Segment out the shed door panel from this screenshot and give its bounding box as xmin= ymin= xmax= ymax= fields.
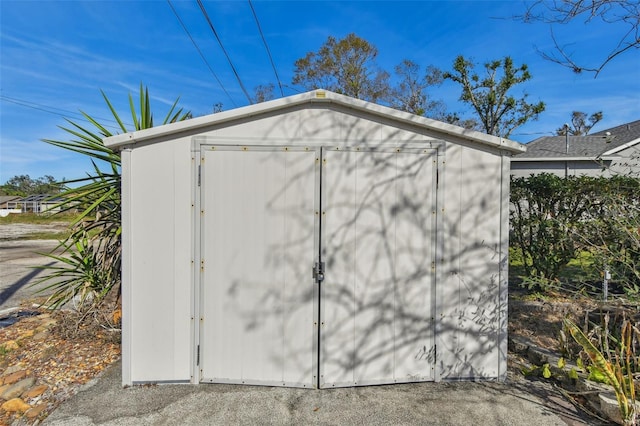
xmin=320 ymin=148 xmax=437 ymax=387
xmin=200 ymin=146 xmax=317 ymax=388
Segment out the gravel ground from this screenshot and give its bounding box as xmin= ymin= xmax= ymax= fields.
xmin=46 ymin=360 xmax=582 ymax=426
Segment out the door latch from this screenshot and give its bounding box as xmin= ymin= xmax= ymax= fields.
xmin=312 ymin=261 xmax=325 ymax=283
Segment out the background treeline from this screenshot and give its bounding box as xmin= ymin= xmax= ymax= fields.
xmin=0 ymin=175 xmax=63 ymax=196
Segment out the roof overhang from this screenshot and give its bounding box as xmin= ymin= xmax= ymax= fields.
xmin=104 ymin=89 xmax=526 ymax=154
xmin=511 ymin=156 xmax=620 ymax=162
xmin=601 ymin=137 xmax=640 ymax=156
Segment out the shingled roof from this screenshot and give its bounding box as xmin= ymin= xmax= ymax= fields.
xmin=514 ymin=119 xmax=640 ymax=160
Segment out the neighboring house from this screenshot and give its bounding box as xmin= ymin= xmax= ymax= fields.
xmin=0 ymin=195 xmax=22 ymax=217
xmin=511 ymin=119 xmax=640 ymax=178
xmin=0 ymin=195 xmax=22 ymax=209
xmin=2 ymin=194 xmax=66 ymax=214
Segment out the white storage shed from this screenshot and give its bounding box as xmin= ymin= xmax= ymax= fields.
xmin=104 ymin=90 xmax=525 ymax=388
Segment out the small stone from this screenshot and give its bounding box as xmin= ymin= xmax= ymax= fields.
xmin=32 ymin=330 xmax=49 ymax=341
xmin=25 ymin=403 xmax=47 ymax=419
xmin=3 ymin=364 xmax=23 ymax=376
xmin=1 ymin=369 xmax=27 ymax=385
xmin=1 ymin=377 xmax=36 ymax=400
xmin=112 ymin=308 xmax=122 ymax=324
xmin=598 ymin=392 xmax=622 ymax=424
xmin=41 ymin=319 xmax=57 ymax=328
xmin=24 ymin=384 xmax=48 ymax=398
xmin=1 ymin=398 xmax=31 ymax=413
xmin=508 ymin=336 xmax=530 ymax=354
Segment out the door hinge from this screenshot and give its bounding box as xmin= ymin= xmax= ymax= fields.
xmin=312 ymin=261 xmax=325 ymax=283
xmin=197 ymin=344 xmax=200 ymax=366
xmin=198 ymin=165 xmax=201 ymax=187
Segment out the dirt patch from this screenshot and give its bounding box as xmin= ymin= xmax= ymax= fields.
xmin=508 ymin=296 xmax=593 ymax=353
xmin=0 ymin=223 xmax=68 ymax=240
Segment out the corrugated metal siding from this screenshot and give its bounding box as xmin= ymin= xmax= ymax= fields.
xmin=320 ymin=147 xmax=437 ymax=387
xmin=438 ymin=146 xmax=505 ymax=379
xmin=199 ymin=146 xmax=317 ymax=387
xmin=127 ymin=139 xmax=192 ymax=383
xmin=121 ymin=104 xmax=509 ymax=385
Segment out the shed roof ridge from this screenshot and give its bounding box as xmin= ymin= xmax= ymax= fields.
xmin=104 ymin=89 xmax=525 ymax=153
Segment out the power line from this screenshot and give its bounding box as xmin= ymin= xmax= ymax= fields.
xmin=0 ymin=95 xmax=131 ymax=131
xmin=166 ymin=0 xmax=237 ymax=109
xmin=282 ymin=84 xmax=303 ymax=94
xmin=196 ymin=0 xmax=253 ymax=105
xmin=248 ymin=0 xmax=284 ymax=98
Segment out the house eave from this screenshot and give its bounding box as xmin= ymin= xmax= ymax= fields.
xmin=601 ymin=137 xmax=640 ymax=156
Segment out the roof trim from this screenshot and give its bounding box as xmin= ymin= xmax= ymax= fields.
xmin=104 ymin=90 xmax=525 ymax=154
xmin=601 ymin=137 xmax=640 ymax=156
xmin=511 ymin=156 xmax=620 ymax=162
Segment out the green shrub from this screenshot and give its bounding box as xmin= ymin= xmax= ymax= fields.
xmin=510 ymin=173 xmax=640 ymax=295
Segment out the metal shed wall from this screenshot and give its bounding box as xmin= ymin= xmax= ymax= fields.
xmin=438 ymin=143 xmax=508 ymax=380
xmin=115 ymin=93 xmax=513 ymax=385
xmin=121 ymin=137 xmax=194 ymax=384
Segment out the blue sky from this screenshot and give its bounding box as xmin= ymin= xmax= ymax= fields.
xmin=1 ymin=0 xmax=639 ymax=184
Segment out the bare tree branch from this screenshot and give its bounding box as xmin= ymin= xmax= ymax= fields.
xmin=516 ymin=0 xmax=640 ymax=77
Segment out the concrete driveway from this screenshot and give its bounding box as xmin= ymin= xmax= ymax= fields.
xmin=43 ymin=359 xmax=596 ymax=426
xmin=0 ymin=239 xmax=61 ymax=310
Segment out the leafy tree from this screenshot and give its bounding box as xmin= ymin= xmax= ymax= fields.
xmin=443 ymin=55 xmax=546 ymax=138
xmin=0 ymin=175 xmax=62 ymax=196
xmin=292 ymin=33 xmax=390 ymax=102
xmin=556 ymin=111 xmax=604 ymax=135
xmin=388 ymin=59 xmax=444 ymax=117
xmin=516 ymin=0 xmax=640 ymax=76
xmin=35 ymin=85 xmax=191 ymax=310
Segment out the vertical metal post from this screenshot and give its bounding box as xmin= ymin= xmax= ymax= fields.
xmin=603 ymin=268 xmax=610 ymax=301
xmin=564 ymin=123 xmax=569 ymax=178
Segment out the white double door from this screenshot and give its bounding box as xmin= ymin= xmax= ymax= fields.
xmin=199 ymin=145 xmax=437 ymax=388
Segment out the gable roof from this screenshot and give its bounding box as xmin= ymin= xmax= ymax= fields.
xmin=0 ymin=195 xmax=21 ymax=204
xmin=593 ymin=119 xmax=640 ymax=156
xmin=513 ymin=119 xmax=640 ymax=161
xmin=104 ymin=89 xmax=525 ymax=154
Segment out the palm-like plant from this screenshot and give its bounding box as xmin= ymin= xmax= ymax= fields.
xmin=564 ymin=318 xmax=638 ymax=425
xmin=34 ymin=85 xmax=191 ymax=309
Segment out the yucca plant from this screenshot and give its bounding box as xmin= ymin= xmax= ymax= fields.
xmin=564 ymin=318 xmax=637 ymax=425
xmin=33 ymin=84 xmax=191 ymax=311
